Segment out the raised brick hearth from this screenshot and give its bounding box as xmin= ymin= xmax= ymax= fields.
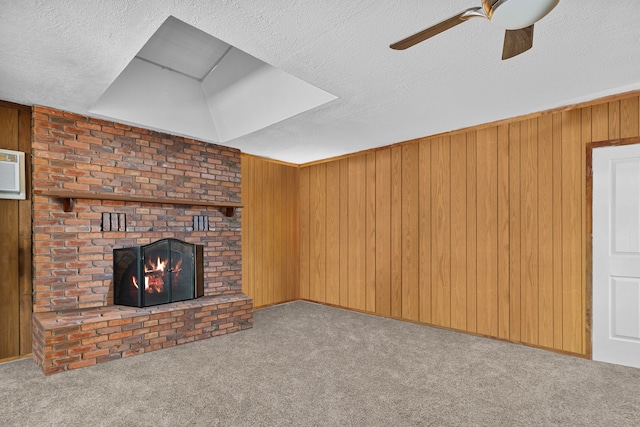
xmin=33 ymin=295 xmax=252 ymax=374
xmin=31 ymin=106 xmax=252 ymax=374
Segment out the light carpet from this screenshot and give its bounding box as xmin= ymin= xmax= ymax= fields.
xmin=1 ymin=301 xmax=639 ymax=426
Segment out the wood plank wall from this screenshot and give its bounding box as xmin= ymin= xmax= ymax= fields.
xmin=298 ymin=92 xmax=640 ymax=356
xmin=241 ymin=154 xmax=299 ymax=308
xmin=0 ymin=101 xmax=32 ymax=360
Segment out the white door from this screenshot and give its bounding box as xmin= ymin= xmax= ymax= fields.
xmin=593 ymin=143 xmax=640 ymax=368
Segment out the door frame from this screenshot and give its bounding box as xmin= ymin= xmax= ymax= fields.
xmin=586 ymin=136 xmax=640 ymax=361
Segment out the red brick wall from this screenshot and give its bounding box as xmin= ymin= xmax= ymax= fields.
xmin=32 ymin=106 xmax=242 ymax=313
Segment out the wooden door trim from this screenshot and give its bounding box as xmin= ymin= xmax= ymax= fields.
xmin=586 ymin=136 xmax=640 ymax=360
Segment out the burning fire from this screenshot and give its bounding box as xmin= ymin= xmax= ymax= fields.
xmin=131 ymin=256 xmax=183 ymax=293
xmin=146 ymin=256 xmax=168 ymax=275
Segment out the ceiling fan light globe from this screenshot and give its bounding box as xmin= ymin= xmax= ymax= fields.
xmin=489 ymin=0 xmax=559 ymax=30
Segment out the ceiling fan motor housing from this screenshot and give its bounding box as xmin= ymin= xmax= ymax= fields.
xmin=484 ymin=0 xmax=560 ymax=29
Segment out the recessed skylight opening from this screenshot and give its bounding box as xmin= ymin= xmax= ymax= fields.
xmin=135 ymin=16 xmax=232 ymax=81
xmin=90 ymin=16 xmax=337 ymax=143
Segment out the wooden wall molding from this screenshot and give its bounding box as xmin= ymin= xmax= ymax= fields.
xmin=241 ymin=153 xmax=301 ymax=168
xmin=0 ymin=99 xmax=32 ymax=112
xmin=300 ymin=89 xmax=640 ymax=168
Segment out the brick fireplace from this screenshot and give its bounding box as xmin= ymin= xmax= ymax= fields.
xmin=30 ymin=106 xmax=252 ymax=374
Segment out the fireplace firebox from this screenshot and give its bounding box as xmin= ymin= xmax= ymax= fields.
xmin=113 ymin=239 xmax=204 ymax=308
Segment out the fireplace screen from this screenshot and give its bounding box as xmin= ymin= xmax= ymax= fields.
xmin=113 ymin=239 xmax=204 ymax=308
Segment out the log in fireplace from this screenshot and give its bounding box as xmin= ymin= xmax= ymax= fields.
xmin=113 ymin=238 xmax=204 ymax=308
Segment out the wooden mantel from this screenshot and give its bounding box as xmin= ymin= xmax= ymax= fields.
xmin=34 ymin=189 xmax=242 ymax=217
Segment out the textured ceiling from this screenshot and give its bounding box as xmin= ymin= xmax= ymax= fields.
xmin=1 ymin=0 xmax=639 ymax=164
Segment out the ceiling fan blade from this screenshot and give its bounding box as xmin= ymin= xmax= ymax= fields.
xmin=502 ymin=25 xmax=534 ymax=60
xmin=390 ymin=7 xmax=482 ymax=50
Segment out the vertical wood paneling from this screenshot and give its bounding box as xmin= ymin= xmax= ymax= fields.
xmin=242 ymin=156 xmax=300 ymax=308
xmin=375 ymin=150 xmax=391 ymax=316
xmin=0 ymin=106 xmax=18 ymax=146
xmin=390 ymin=147 xmax=403 ymax=317
xmin=250 ymin=157 xmax=258 ymax=300
xmin=537 ymin=115 xmax=554 ymax=348
xmin=552 ymin=113 xmax=564 ymax=350
xmin=497 ymin=125 xmax=510 ymax=340
xmin=299 ymin=167 xmax=310 ymax=300
xmin=241 ymin=156 xmax=250 ymax=298
xmin=509 ymin=122 xmax=522 ymax=342
xmin=520 ymin=119 xmax=539 ymax=345
xmin=309 ymin=164 xmax=327 ymax=302
xmin=288 ymin=165 xmax=301 ymax=301
xmin=264 ymin=162 xmax=275 ymax=305
xmin=293 ymin=91 xmax=640 ymax=358
xmin=608 ymin=101 xmax=620 ymax=139
xmin=279 ymin=163 xmax=289 ymax=302
xmin=17 ymin=107 xmax=32 ymax=355
xmin=365 ymin=153 xmax=377 ymax=313
xmin=431 ymin=137 xmax=451 ymax=327
xmin=401 ymin=144 xmax=419 ymax=321
xmin=0 ymin=199 xmax=19 ymax=359
xmin=476 ymin=128 xmax=498 ymax=337
xmin=326 ymin=161 xmax=341 ymax=305
xmin=450 ymin=134 xmax=467 ymax=330
xmin=418 ymin=141 xmax=432 ymax=324
xmin=591 ymin=103 xmax=609 ymax=141
xmin=561 ymin=109 xmax=583 ymax=353
xmin=339 ymin=159 xmax=349 ymax=306
xmin=466 ymin=131 xmax=478 ymax=333
xmin=580 ymin=106 xmax=591 ymax=355
xmin=348 ymin=156 xmax=366 ymax=310
xmin=273 ymin=164 xmax=284 ymax=303
xmin=620 ymin=96 xmax=639 ymax=138
xmin=0 ymin=106 xmax=20 ymax=359
xmin=253 ymin=157 xmax=262 ymax=304
xmin=254 ymin=159 xmax=265 ymax=306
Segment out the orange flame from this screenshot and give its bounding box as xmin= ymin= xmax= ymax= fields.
xmin=131 ymin=256 xmax=170 ymax=294
xmin=146 ymin=257 xmax=167 ymax=274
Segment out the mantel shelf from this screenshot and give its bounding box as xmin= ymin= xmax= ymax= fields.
xmin=34 ymin=189 xmax=242 ymax=217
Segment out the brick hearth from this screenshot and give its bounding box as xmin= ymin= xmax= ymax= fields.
xmin=33 ymin=295 xmax=252 ymax=374
xmin=30 ymin=106 xmax=252 ymax=374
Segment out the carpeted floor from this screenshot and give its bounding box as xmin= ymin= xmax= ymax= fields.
xmin=1 ymin=301 xmax=639 ymax=426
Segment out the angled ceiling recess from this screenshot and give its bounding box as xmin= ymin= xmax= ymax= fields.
xmin=90 ymin=16 xmax=337 ymax=144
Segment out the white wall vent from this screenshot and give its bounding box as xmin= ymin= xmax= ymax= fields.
xmin=0 ymin=148 xmax=26 ymax=200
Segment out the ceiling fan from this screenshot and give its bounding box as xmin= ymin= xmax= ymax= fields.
xmin=390 ymin=0 xmax=560 ymax=60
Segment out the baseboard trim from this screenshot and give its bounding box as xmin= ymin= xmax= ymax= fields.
xmin=298 ymin=299 xmax=590 ymax=360
xmin=253 ymin=299 xmax=299 ymax=311
xmin=0 ymin=353 xmax=33 ymax=364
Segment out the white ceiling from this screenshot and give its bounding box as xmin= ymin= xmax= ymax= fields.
xmin=1 ymin=0 xmax=639 ymax=164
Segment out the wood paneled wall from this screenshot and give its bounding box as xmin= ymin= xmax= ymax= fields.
xmin=299 ymin=93 xmax=640 ymax=356
xmin=0 ymin=101 xmax=32 ymax=360
xmin=241 ymin=155 xmax=299 ymax=307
